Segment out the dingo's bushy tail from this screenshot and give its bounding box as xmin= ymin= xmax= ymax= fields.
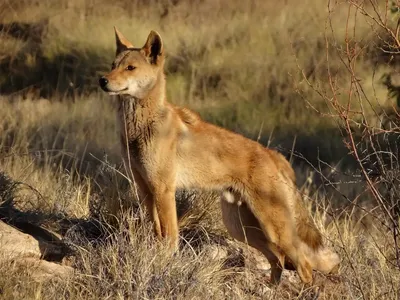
xmin=295 ymin=195 xmax=323 ymax=250
xmin=271 ymin=149 xmax=324 ymax=250
xmin=270 ymin=149 xmax=340 ymax=274
xmin=295 ymin=193 xmax=341 ymax=274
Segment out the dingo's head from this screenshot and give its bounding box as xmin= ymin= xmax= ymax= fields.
xmin=99 ymin=28 xmax=164 ymax=98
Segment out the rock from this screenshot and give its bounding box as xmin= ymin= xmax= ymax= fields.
xmin=0 ymin=220 xmax=42 ymax=260
xmin=18 ymin=257 xmax=74 ymax=280
xmin=0 ymin=220 xmax=73 ymax=280
xmin=205 ymin=244 xmax=229 ymax=261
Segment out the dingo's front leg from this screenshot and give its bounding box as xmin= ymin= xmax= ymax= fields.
xmin=152 ymin=183 xmax=179 ymax=252
xmin=143 ymin=195 xmax=162 ymax=239
xmin=125 ymin=165 xmax=163 ymax=238
xmin=132 ymin=167 xmax=178 ymax=251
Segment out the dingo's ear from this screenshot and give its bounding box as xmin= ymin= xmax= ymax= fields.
xmin=114 ymin=27 xmax=133 ymax=55
xmin=141 ymin=30 xmax=163 ymax=64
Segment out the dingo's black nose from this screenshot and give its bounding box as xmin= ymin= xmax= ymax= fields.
xmin=99 ymin=77 xmax=108 ymax=88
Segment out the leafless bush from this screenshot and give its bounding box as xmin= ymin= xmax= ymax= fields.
xmin=302 ymin=0 xmax=400 ymax=269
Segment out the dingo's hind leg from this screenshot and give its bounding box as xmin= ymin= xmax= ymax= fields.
xmin=220 ymin=196 xmax=284 ymax=284
xmin=246 ymin=188 xmax=313 ymax=284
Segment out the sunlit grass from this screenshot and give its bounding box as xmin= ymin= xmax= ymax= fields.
xmin=1 ymin=0 xmax=399 ymax=299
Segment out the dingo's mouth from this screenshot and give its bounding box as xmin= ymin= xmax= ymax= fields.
xmin=107 ymin=88 xmax=128 ymax=95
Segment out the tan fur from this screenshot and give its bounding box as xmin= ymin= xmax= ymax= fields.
xmin=99 ymin=28 xmax=340 ymax=284
xmin=268 ymin=151 xmax=323 ymax=250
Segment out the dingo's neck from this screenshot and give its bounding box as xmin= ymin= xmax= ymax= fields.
xmin=117 ymin=71 xmax=167 ymax=141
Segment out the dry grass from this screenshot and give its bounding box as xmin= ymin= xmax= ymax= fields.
xmin=1 ymin=0 xmax=400 ymax=299
xmin=0 ymin=96 xmax=399 ymax=299
xmin=0 ymin=0 xmax=394 ymax=133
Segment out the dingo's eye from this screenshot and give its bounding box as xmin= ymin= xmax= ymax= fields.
xmin=126 ymin=65 xmax=136 ymax=71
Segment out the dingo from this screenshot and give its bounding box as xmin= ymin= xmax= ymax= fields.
xmin=99 ymin=28 xmax=340 ymax=284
